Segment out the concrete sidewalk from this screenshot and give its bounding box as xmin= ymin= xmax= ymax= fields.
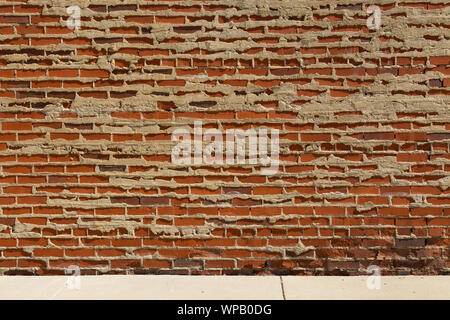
xmin=0 ymin=276 xmax=448 ymax=300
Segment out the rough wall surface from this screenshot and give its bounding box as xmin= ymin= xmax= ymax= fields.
xmin=0 ymin=0 xmax=449 ymax=276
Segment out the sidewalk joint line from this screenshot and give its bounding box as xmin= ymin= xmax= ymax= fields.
xmin=280 ymin=276 xmax=286 ymax=300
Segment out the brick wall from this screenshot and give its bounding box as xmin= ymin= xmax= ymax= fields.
xmin=0 ymin=0 xmax=449 ymax=275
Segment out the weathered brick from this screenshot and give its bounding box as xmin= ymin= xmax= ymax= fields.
xmin=0 ymin=0 xmax=447 ymax=276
